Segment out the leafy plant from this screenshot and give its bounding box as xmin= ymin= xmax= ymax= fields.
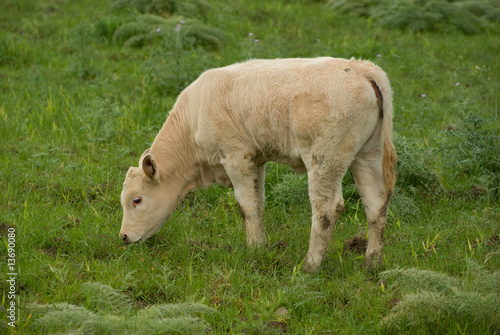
xmin=112 ymin=0 xmax=214 ymax=19
xmin=113 ymin=14 xmax=224 ymax=50
xmin=442 ymin=114 xmax=500 ymax=201
xmin=94 ymin=16 xmax=126 ymax=43
xmin=26 ymin=282 xmax=216 ymax=334
xmin=144 ymin=17 xmax=221 ymax=95
xmin=388 ymin=187 xmax=420 ymax=223
xmin=394 ymin=133 xmax=443 ymax=197
xmin=269 ymin=173 xmax=309 ymax=212
xmin=380 ymin=261 xmax=500 ymax=333
xmin=328 ymin=0 xmax=500 ymax=34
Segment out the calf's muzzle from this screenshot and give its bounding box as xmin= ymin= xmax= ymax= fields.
xmin=120 ymin=233 xmax=132 ymax=244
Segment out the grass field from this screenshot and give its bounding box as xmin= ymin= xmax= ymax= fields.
xmin=1 ymin=0 xmax=499 ymax=333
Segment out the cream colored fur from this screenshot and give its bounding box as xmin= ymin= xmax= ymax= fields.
xmin=120 ymin=57 xmax=396 ymax=272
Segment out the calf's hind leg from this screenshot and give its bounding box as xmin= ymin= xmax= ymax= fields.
xmin=303 ymin=161 xmax=348 ymax=273
xmin=350 ymin=151 xmax=393 ymax=270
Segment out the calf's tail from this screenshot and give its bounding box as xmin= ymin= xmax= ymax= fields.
xmin=365 ymin=67 xmax=397 ymax=195
xmin=375 ymin=76 xmax=397 ymax=196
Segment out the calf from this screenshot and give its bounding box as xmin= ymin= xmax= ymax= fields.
xmin=120 ymin=57 xmax=396 ymax=273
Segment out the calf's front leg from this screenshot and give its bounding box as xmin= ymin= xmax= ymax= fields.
xmin=222 ymin=155 xmax=267 ymax=247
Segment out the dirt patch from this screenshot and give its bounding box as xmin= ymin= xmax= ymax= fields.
xmin=487 ymin=235 xmax=500 ymax=246
xmin=484 ymin=235 xmax=500 ymax=247
xmin=188 ymin=238 xmax=211 ymax=251
xmin=274 ymin=240 xmax=289 ymax=250
xmin=38 ymin=246 xmax=58 ymax=258
xmin=344 ymin=235 xmax=367 ymax=254
xmin=471 ymin=185 xmax=486 ymax=200
xmin=471 ymin=235 xmax=500 ymax=248
xmin=0 ymin=222 xmax=14 ymax=235
xmin=38 ymin=237 xmax=71 ymax=257
xmin=265 ymin=320 xmax=288 ymax=334
xmin=62 ymin=216 xmax=82 ymax=229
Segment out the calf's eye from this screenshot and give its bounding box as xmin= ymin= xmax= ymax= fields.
xmin=132 ymin=196 xmax=142 ymax=208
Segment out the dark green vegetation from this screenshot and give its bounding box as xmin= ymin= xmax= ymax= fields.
xmin=1 ymin=0 xmax=499 ymax=333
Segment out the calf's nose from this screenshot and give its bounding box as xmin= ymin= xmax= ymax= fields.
xmin=120 ymin=233 xmax=130 ymax=244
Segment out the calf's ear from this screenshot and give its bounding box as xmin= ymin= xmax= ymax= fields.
xmin=138 ymin=148 xmax=151 ymax=165
xmin=142 ymin=153 xmax=160 ymax=183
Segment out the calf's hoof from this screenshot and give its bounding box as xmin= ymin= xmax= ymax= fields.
xmin=247 ymin=240 xmax=267 ymax=250
xmin=302 ymin=254 xmax=321 ymax=274
xmin=364 ymin=249 xmax=383 ymax=271
xmin=247 ymin=234 xmax=267 ymax=249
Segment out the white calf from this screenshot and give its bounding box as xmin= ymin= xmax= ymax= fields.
xmin=120 ymin=57 xmax=396 ymax=272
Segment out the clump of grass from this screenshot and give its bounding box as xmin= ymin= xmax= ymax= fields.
xmin=94 ymin=16 xmax=126 ymax=43
xmin=113 ymin=14 xmax=224 ymax=50
xmin=442 ymin=113 xmax=500 ymax=201
xmin=80 ymin=97 xmax=122 ymax=143
xmin=269 ymin=173 xmax=309 ymax=212
xmin=388 ymin=188 xmax=420 ymax=223
xmin=380 ymin=261 xmax=500 ymax=333
xmin=112 ymin=0 xmax=177 ymax=15
xmin=0 ymin=32 xmax=32 ymax=67
xmin=328 ymin=0 xmax=500 ymax=34
xmin=81 ymin=282 xmax=133 ymax=313
xmin=27 ymin=282 xmax=216 ymax=334
xmin=112 ymin=0 xmax=213 ymax=18
xmin=268 ymin=155 xmax=423 ymax=223
xmin=64 ymin=25 xmax=103 ymax=80
xmin=112 ymin=13 xmax=224 ymax=95
xmin=0 ymin=33 xmax=17 ymax=65
xmin=142 ymin=16 xmax=221 ymax=95
xmin=394 ymin=133 xmax=443 ymax=198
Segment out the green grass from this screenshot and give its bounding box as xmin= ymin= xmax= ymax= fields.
xmin=1 ymin=0 xmax=499 ymax=333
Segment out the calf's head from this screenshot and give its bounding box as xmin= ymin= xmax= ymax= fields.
xmin=120 ymin=151 xmax=173 ymax=243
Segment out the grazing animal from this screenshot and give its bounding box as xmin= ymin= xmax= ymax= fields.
xmin=120 ymin=57 xmax=396 ymax=273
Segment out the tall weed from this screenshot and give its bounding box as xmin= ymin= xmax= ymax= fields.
xmin=442 ymin=113 xmax=500 ymax=201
